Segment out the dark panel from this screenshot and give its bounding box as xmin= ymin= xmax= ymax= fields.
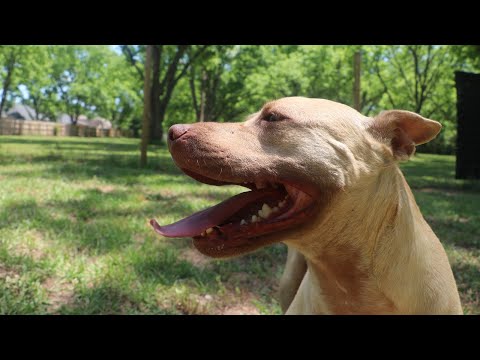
xmin=455 ymin=71 xmax=480 ymax=179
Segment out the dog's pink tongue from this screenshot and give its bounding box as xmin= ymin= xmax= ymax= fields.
xmin=150 ymin=190 xmax=267 ymax=238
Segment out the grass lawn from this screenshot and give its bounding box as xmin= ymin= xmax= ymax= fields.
xmin=0 ymin=135 xmax=479 ymax=314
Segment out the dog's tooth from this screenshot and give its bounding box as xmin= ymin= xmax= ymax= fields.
xmin=201 ymin=231 xmax=206 ymax=237
xmin=206 ymin=228 xmax=213 ymax=234
xmin=251 ymin=215 xmax=258 ymax=223
xmin=258 ymin=209 xmax=265 ymax=218
xmin=261 ymin=203 xmax=272 ymax=218
xmin=240 ymin=219 xmax=247 ymax=225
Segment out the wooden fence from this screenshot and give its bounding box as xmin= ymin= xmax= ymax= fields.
xmin=0 ymin=118 xmax=132 ymax=138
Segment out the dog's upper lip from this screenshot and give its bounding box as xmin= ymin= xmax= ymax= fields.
xmin=180 ymin=168 xmax=239 ymax=187
xmin=181 ymin=167 xmax=319 ymax=198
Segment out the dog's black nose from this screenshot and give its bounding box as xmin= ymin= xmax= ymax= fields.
xmin=168 ymin=124 xmax=190 ymax=142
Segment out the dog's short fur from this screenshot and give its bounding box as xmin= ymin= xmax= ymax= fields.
xmin=167 ymin=97 xmax=463 ymax=314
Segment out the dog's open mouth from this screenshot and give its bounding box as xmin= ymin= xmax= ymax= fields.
xmin=150 ymin=168 xmax=316 ymax=257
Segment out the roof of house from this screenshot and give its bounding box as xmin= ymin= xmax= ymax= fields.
xmin=7 ymin=104 xmax=37 ymax=120
xmin=57 ymin=114 xmax=112 ymax=129
xmin=57 ymin=114 xmax=72 ymax=124
xmin=6 ymin=104 xmax=50 ymax=121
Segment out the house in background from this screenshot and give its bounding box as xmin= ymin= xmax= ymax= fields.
xmin=6 ymin=104 xmax=50 ymax=121
xmin=57 ymin=114 xmax=112 ymax=129
xmin=57 ymin=113 xmax=73 ymax=125
xmin=88 ymin=117 xmax=112 ymax=130
xmin=3 ymin=104 xmax=113 ymax=130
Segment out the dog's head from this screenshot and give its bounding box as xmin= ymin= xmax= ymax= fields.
xmin=151 ymin=97 xmax=441 ymax=258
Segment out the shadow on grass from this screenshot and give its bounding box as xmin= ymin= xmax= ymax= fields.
xmin=413 ymin=190 xmax=480 ymax=250
xmin=0 ymin=136 xmax=141 ymax=151
xmin=55 ymin=243 xmax=288 ymax=315
xmin=451 ymin=261 xmax=480 ymax=314
xmin=56 ymin=283 xmax=175 ymax=315
xmin=401 ymin=154 xmax=480 ymax=192
xmin=0 ymin=136 xmax=180 ymax=185
xmin=132 ymin=248 xmax=217 ymax=287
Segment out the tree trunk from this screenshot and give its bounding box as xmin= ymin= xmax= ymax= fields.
xmin=189 ymin=67 xmax=201 ymax=121
xmin=32 ymin=97 xmax=41 ymax=120
xmin=199 ymin=69 xmax=207 ymax=122
xmin=140 ymin=45 xmax=153 ymax=167
xmin=150 ymin=45 xmax=162 ymax=142
xmin=353 ymin=51 xmax=361 ymax=111
xmin=0 ymin=52 xmax=16 ymax=117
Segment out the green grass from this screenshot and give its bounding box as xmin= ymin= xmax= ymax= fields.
xmin=0 ymin=136 xmax=479 ymax=314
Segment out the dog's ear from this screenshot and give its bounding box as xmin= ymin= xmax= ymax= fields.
xmin=367 ymin=110 xmax=442 ymax=160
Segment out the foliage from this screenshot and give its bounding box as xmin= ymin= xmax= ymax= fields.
xmin=2 ymin=45 xmax=480 ymax=153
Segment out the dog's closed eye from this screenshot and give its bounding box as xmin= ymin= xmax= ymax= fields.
xmin=263 ymin=112 xmax=285 ymax=122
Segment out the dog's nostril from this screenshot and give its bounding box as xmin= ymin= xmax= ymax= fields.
xmin=169 ymin=124 xmax=189 ymax=142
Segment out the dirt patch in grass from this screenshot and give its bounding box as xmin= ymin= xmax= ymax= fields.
xmin=0 ymin=265 xmax=21 ymax=279
xmin=43 ymin=277 xmax=76 ymax=313
xmin=419 ymin=188 xmax=463 ymax=196
xmin=178 ymin=247 xmax=212 ymax=269
xmin=9 ymin=230 xmax=49 ymax=261
xmin=97 ymin=185 xmax=116 ymax=194
xmin=174 ymin=289 xmax=262 ymax=315
xmin=221 ymin=304 xmax=260 ymax=315
xmin=212 ymin=289 xmax=262 ymax=315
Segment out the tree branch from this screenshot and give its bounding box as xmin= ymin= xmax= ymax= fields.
xmin=189 ymin=66 xmax=200 ymax=119
xmin=389 ymin=47 xmax=415 ymax=101
xmin=173 ymin=45 xmax=209 ymax=85
xmin=159 ymin=45 xmax=188 ymax=92
xmin=408 ymin=46 xmax=421 ymax=110
xmin=121 ymin=45 xmax=144 ymax=80
xmin=374 ymin=63 xmax=397 ymax=108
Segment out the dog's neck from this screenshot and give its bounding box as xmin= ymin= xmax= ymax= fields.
xmin=286 ymin=164 xmax=431 ymax=314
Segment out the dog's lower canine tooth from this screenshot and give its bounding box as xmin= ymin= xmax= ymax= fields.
xmin=260 ymin=203 xmax=272 ymax=218
xmin=262 ymin=203 xmax=272 ymax=213
xmin=251 ymin=215 xmax=258 ymax=223
xmin=240 ymin=219 xmax=247 ymax=225
xmin=206 ymin=228 xmax=213 ymax=234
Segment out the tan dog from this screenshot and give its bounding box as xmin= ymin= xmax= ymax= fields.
xmin=151 ymin=97 xmax=463 ymax=315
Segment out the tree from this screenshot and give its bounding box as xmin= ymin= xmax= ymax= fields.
xmin=140 ymin=45 xmax=153 ymax=167
xmin=15 ymin=46 xmax=55 ymax=120
xmin=188 ymin=45 xmax=242 ymax=122
xmin=122 ymin=45 xmax=208 ymax=142
xmin=39 ymin=45 xmax=140 ymax=126
xmin=0 ymin=46 xmax=26 ymax=116
xmin=371 ymin=46 xmax=458 ymax=116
